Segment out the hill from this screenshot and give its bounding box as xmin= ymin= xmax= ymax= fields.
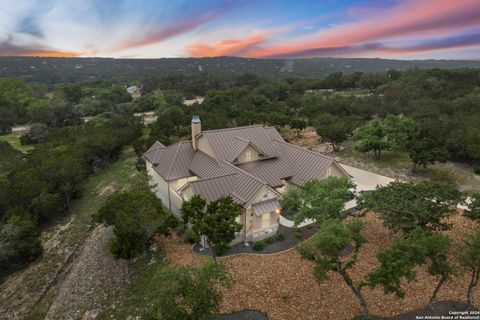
xmin=1 ymin=56 xmax=480 ymax=84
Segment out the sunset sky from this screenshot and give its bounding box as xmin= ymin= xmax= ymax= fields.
xmin=1 ymin=0 xmax=480 ymax=59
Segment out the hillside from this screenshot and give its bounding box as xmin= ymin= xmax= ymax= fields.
xmin=1 ymin=56 xmax=480 ymax=84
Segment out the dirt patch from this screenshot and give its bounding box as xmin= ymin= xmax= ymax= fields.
xmin=156 ymin=213 xmax=480 ymax=320
xmin=45 ymin=225 xmax=129 ymax=319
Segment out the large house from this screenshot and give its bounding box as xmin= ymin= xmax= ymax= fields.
xmin=143 ymin=116 xmax=349 ymax=244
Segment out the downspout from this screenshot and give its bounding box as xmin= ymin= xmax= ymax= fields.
xmin=167 ymin=180 xmax=172 ymax=211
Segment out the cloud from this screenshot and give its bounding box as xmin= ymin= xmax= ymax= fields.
xmin=186 ymin=34 xmax=265 ymax=57
xmin=264 ymin=31 xmax=480 ymax=59
xmin=0 ymin=40 xmax=82 ymax=57
xmin=248 ymin=0 xmax=480 ymax=58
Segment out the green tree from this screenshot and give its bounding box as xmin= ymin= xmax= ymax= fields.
xmin=281 ymin=177 xmax=355 ymax=226
xmin=0 ymin=207 xmax=43 ymax=270
xmin=95 ymin=191 xmax=176 ymax=259
xmin=353 ymin=119 xmax=393 ymax=159
xmin=368 ymin=229 xmax=455 ymax=306
xmin=147 ymin=258 xmax=231 ymax=320
xmin=20 ymin=123 xmax=49 ymax=145
xmin=289 ymin=118 xmax=306 ymax=137
xmin=314 ymin=113 xmax=351 ymax=152
xmin=181 ymin=195 xmax=243 ymax=259
xmin=358 ymin=73 xmax=389 ymax=93
xmin=384 ymin=115 xmax=419 ymax=150
xmin=298 ymin=219 xmax=369 ymax=316
xmin=409 ymin=137 xmax=448 ymax=173
xmin=358 ymin=181 xmax=463 ymax=234
xmin=464 ymin=193 xmax=480 ymax=222
xmin=459 ymin=231 xmax=480 ymax=306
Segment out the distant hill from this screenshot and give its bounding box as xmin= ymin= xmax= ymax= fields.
xmin=1 ymin=56 xmax=480 ymax=84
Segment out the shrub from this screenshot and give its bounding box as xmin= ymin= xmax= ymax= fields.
xmin=294 ymin=229 xmax=303 ymax=239
xmin=265 ymin=236 xmax=275 ymax=245
xmin=253 ymin=241 xmax=265 ymax=251
xmin=474 ymin=166 xmax=480 ymax=175
xmin=276 ymin=233 xmax=285 ymax=241
xmin=181 ymin=229 xmax=199 ymax=244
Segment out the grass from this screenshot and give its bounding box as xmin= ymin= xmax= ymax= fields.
xmin=19 ymin=148 xmax=144 ymax=319
xmin=0 ymin=132 xmax=34 ymax=153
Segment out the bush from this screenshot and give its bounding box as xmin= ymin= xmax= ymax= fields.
xmin=253 ymin=241 xmax=265 ymax=251
xmin=276 ymin=233 xmax=285 ymax=241
xmin=474 ymin=166 xmax=480 ymax=175
xmin=181 ymin=229 xmax=198 ymax=244
xmin=265 ymin=236 xmax=275 ymax=245
xmin=294 ymin=229 xmax=303 ymax=239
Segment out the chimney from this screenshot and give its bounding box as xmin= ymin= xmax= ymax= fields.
xmin=191 ymin=115 xmax=201 ymax=150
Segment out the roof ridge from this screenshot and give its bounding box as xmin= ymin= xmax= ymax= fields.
xmin=202 ymin=125 xmax=264 ymax=134
xmin=188 ymin=172 xmax=238 ymax=184
xmin=166 ymin=142 xmax=184 ymax=178
xmin=221 ymin=160 xmax=268 ymax=185
xmin=273 ymin=139 xmax=335 ymax=161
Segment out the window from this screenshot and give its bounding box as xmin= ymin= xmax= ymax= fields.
xmin=261 ymin=213 xmax=270 ymax=228
xmin=245 ymin=149 xmax=252 ymax=162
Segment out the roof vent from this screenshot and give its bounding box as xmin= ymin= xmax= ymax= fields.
xmin=192 ymin=115 xmax=201 ymax=123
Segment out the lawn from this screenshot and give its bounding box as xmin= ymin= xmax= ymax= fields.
xmin=0 ymin=132 xmax=34 ymax=153
xmin=0 ymin=148 xmax=143 ymax=319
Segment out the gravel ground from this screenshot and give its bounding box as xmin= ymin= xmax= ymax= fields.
xmin=45 ymin=225 xmax=129 ymax=319
xmin=156 ymin=212 xmax=480 ymax=320
xmin=216 ymin=310 xmax=269 ymax=320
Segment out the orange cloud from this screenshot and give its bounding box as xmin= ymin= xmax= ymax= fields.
xmin=19 ymin=50 xmax=83 ymax=57
xmin=186 ymin=34 xmax=265 ymax=57
xmin=247 ymin=0 xmax=480 ymax=58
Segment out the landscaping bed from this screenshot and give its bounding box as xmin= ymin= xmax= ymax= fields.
xmin=217 ymin=310 xmax=269 ymax=320
xmin=193 ymin=224 xmax=318 ymax=256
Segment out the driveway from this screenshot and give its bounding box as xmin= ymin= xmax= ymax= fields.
xmin=339 ymin=163 xmax=395 ymax=192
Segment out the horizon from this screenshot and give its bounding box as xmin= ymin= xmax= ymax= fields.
xmin=1 ymin=0 xmax=480 ymax=60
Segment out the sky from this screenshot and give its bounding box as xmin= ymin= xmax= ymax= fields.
xmin=1 ymin=0 xmax=480 ymax=60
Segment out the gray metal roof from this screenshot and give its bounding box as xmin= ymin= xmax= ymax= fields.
xmin=198 ymin=125 xmax=284 ymax=162
xmin=273 ymin=139 xmax=344 ymax=186
xmin=150 ymin=141 xmax=195 ymax=181
xmin=237 ymin=158 xmax=292 ymax=188
xmin=143 ymin=141 xmax=166 ymax=163
xmin=252 ymin=198 xmax=280 ymax=216
xmin=189 ymin=151 xmax=235 ymax=179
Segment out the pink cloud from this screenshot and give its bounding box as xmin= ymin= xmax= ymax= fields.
xmin=247 ymin=0 xmax=480 ymax=58
xmin=186 ymin=34 xmax=265 ymax=57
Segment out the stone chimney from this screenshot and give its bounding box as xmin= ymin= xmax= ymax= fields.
xmin=191 ymin=115 xmax=201 ymax=150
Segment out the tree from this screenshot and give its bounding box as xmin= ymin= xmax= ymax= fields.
xmin=358 ymin=180 xmax=463 ymax=234
xmin=459 ymin=230 xmax=480 ymax=306
xmin=383 ymin=115 xmax=419 ymax=150
xmin=289 ymin=118 xmax=306 ymax=137
xmin=281 ymin=177 xmax=355 ymax=226
xmin=20 ymin=123 xmax=49 ymax=145
xmin=464 ymin=193 xmax=480 ymax=222
xmin=409 ymin=137 xmax=448 ymax=173
xmin=181 ymin=195 xmax=243 ymax=259
xmin=298 ymin=219 xmax=370 ymax=316
xmin=314 ymin=113 xmax=351 ymax=152
xmin=0 ymin=207 xmax=43 ymax=270
xmin=353 ymin=119 xmax=393 ymax=159
xmin=358 ymin=73 xmax=389 ymax=93
xmin=95 ymin=191 xmax=176 ymax=259
xmin=147 ymin=258 xmax=231 ymax=319
xmin=368 ymin=229 xmax=455 ymax=306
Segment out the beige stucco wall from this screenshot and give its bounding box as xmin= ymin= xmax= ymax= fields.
xmin=196 ymin=136 xmax=216 ymax=158
xmin=326 ymin=163 xmax=346 ymax=178
xmin=244 ymin=186 xmax=280 ymax=242
xmin=235 ymin=145 xmax=261 ymax=163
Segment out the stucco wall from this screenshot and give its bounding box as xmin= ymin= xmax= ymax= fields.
xmin=196 ymin=136 xmax=216 ymax=158
xmin=235 ymin=145 xmax=261 ymax=163
xmin=146 ymin=161 xmax=171 ymax=210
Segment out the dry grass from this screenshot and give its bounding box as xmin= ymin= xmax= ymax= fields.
xmin=156 ymin=213 xmax=480 ymax=320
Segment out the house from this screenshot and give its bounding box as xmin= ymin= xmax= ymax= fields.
xmin=143 ymin=116 xmax=350 ymax=244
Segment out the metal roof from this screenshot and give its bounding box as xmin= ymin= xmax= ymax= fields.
xmin=198 ymin=125 xmax=284 ymax=162
xmin=189 ymin=151 xmax=235 ymax=179
xmin=237 ymin=158 xmax=292 ymax=188
xmin=273 ymin=139 xmax=345 ymax=186
xmin=150 ymin=141 xmax=195 ymax=181
xmin=252 ymin=198 xmax=280 ymax=216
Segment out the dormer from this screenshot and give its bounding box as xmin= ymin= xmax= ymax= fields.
xmin=231 ymin=137 xmax=265 ymax=164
